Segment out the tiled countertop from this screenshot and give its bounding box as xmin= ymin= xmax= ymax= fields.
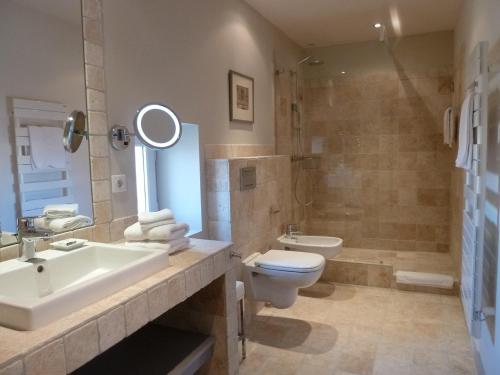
xmin=0 ymin=239 xmax=232 ymax=374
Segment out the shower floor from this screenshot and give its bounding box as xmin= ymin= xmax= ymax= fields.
xmin=323 ymin=248 xmax=458 ymax=295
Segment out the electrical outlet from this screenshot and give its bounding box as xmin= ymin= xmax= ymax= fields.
xmin=111 ymin=174 xmax=127 ymax=193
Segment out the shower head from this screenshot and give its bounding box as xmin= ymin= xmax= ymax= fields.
xmin=297 ymin=56 xmax=324 ymax=66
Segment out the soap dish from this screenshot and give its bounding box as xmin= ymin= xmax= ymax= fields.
xmin=51 ymin=238 xmax=87 ymax=251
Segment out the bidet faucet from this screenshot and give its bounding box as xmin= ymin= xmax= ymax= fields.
xmin=285 ymin=224 xmax=302 ymax=239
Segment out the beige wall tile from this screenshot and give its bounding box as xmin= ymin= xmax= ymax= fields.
xmin=64 ymin=321 xmax=99 ymax=373
xmin=24 ymin=339 xmax=66 ymax=375
xmin=214 ymin=250 xmax=229 ymax=278
xmin=87 ymin=111 xmax=108 ymax=135
xmin=91 ymin=180 xmax=111 ymax=202
xmin=89 ymin=135 xmax=109 ymax=157
xmin=167 ymin=273 xmax=186 ymax=309
xmin=0 ymin=245 xmax=19 ymax=261
xmin=90 ymin=157 xmax=110 ymax=180
xmin=125 ymin=294 xmax=149 ymax=335
xmin=185 ymin=265 xmax=202 ymax=297
xmin=85 ymin=64 xmax=105 ymax=91
xmin=109 ymin=219 xmax=126 ymax=242
xmin=97 ymin=306 xmax=126 ymax=352
xmin=84 ymin=41 xmax=103 ymax=67
xmin=83 ymin=17 xmax=103 ymax=43
xmin=200 ymin=257 xmax=215 ymax=287
xmin=92 ymin=223 xmax=110 ymax=242
xmin=86 ymin=89 xmax=106 ymax=112
xmin=148 ymin=282 xmax=169 ymax=320
xmin=82 ymin=0 xmax=102 ymax=19
xmin=0 ymin=361 xmax=23 ymax=375
xmin=93 ymin=201 xmax=112 ymax=224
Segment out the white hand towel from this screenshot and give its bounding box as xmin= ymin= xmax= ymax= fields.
xmin=34 ymin=217 xmax=51 ymax=231
xmin=49 ymin=215 xmax=92 ymax=232
xmin=140 ymin=219 xmax=176 ymax=231
xmin=168 ymin=237 xmax=190 ymax=254
xmin=28 ymin=126 xmax=66 ymax=169
xmin=138 ymin=209 xmax=174 ymax=225
xmin=456 ymin=92 xmax=474 ymax=169
xmin=125 ymin=238 xmax=190 ymax=254
xmin=125 ymin=241 xmax=172 ymax=251
xmin=43 ymin=204 xmax=79 ymax=219
xmin=124 ymin=222 xmax=189 ymax=241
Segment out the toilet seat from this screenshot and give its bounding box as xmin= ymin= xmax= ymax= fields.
xmin=254 ymin=250 xmax=324 ymax=273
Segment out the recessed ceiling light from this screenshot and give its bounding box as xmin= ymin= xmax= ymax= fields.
xmin=341 ymin=71 xmax=346 ymax=75
xmin=374 ymin=23 xmax=382 ymax=29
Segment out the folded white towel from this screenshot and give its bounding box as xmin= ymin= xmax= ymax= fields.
xmin=138 ymin=209 xmax=174 ymax=225
xmin=140 ymin=219 xmax=176 ymax=231
xmin=168 ymin=237 xmax=190 ymax=254
xmin=34 ymin=217 xmax=51 ymax=231
xmin=49 ymin=215 xmax=92 ymax=232
xmin=28 ymin=126 xmax=66 ymax=169
xmin=443 ymin=107 xmax=454 ymax=147
xmin=125 ymin=238 xmax=190 ymax=254
xmin=456 ymin=92 xmax=474 ymax=169
xmin=124 ymin=222 xmax=189 ymax=241
xmin=125 ymin=241 xmax=172 ymax=251
xmin=43 ymin=204 xmax=79 ymax=219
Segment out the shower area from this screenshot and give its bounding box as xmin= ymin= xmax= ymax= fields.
xmin=275 ymin=31 xmax=459 ymax=292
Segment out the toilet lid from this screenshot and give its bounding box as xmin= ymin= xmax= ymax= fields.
xmin=255 ymin=250 xmax=325 ymax=273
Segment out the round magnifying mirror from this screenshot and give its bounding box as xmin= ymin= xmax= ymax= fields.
xmin=134 ymin=103 xmax=182 ymax=149
xmin=63 ymin=110 xmax=87 ymax=153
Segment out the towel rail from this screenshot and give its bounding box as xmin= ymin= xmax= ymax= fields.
xmin=11 ymin=98 xmax=74 ymax=217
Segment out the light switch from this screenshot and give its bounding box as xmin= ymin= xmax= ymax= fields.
xmin=111 ymin=174 xmax=127 ymax=193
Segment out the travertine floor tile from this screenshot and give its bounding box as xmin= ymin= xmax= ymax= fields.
xmin=241 ymin=282 xmax=476 ymax=375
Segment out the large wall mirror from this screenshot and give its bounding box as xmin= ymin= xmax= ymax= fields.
xmin=0 ymin=0 xmax=93 ymax=247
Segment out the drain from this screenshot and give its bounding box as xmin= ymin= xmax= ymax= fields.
xmin=37 ymin=265 xmax=44 ymax=273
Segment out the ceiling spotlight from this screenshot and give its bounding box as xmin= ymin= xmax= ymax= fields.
xmin=341 ymin=71 xmax=346 ymax=75
xmin=374 ymin=23 xmax=382 ymax=29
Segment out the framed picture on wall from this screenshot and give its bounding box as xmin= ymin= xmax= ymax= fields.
xmin=229 ymin=70 xmax=254 ymax=123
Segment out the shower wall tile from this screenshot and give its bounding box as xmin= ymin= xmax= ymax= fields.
xmin=303 ymin=68 xmax=453 ymax=252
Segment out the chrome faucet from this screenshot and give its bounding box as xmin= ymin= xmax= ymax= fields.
xmin=285 ymin=224 xmax=302 ymax=240
xmin=17 ymin=216 xmax=53 ymax=261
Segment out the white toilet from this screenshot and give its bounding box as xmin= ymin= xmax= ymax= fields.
xmin=242 ymin=250 xmax=325 ymax=309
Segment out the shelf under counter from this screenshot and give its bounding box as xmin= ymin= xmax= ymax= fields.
xmin=72 ymin=323 xmax=214 ymax=375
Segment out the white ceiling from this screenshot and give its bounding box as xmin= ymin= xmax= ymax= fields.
xmin=245 ymin=0 xmax=463 ymax=47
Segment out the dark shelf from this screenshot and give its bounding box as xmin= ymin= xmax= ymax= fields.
xmin=72 ymin=323 xmax=214 ymax=375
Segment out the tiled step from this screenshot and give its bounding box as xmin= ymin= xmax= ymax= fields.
xmin=321 ymin=247 xmax=459 ymax=295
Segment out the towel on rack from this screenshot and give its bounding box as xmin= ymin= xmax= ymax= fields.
xmin=456 ymin=92 xmax=474 ymax=170
xmin=443 ymin=107 xmax=454 ymax=147
xmin=124 ymin=222 xmax=189 ymax=241
xmin=28 ymin=126 xmax=66 ymax=169
xmin=49 ymin=215 xmax=92 ymax=232
xmin=43 ymin=204 xmax=79 ymax=219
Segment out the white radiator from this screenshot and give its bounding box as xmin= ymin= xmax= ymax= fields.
xmin=12 ymin=98 xmax=74 ymax=217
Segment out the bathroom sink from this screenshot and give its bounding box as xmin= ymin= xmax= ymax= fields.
xmin=277 ymin=235 xmax=343 ymax=259
xmin=0 ymin=242 xmax=169 ymax=330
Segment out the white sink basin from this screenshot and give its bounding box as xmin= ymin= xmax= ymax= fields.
xmin=0 ymin=242 xmax=169 ymax=330
xmin=277 ymin=235 xmax=343 ymax=259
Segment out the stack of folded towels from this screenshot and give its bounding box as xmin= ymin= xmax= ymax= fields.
xmin=124 ymin=209 xmax=190 ymax=254
xmin=35 ymin=204 xmax=92 ymax=232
